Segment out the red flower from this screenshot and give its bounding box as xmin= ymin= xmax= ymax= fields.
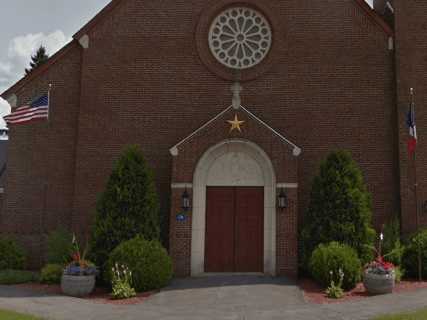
xmin=72 ymin=252 xmax=81 ymax=262
xmin=373 ymin=256 xmax=394 ymax=271
xmin=382 ymin=261 xmax=394 ymax=271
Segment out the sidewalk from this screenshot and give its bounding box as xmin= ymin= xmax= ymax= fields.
xmin=0 ymin=276 xmax=426 ymax=320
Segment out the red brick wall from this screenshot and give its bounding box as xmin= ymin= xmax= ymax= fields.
xmin=394 ymin=1 xmax=427 ymax=234
xmin=72 ymin=0 xmax=397 ymax=240
xmin=1 ymin=0 xmax=399 ymax=268
xmin=0 ymin=43 xmax=82 ymax=267
xmin=277 ymin=188 xmax=298 ymax=278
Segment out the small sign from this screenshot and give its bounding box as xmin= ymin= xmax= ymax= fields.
xmin=176 ymin=213 xmax=187 ymax=222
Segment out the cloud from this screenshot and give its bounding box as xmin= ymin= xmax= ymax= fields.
xmin=0 ymin=62 xmax=12 ymax=76
xmin=0 ymin=30 xmax=70 ymax=94
xmin=0 ymin=98 xmax=11 ymax=129
xmin=8 ymin=30 xmax=69 ymax=60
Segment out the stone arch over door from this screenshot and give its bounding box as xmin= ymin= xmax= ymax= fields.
xmin=191 ymin=139 xmax=276 ymax=276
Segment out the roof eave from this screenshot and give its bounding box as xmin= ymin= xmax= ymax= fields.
xmin=73 ymin=0 xmax=125 ymax=40
xmin=353 ymin=0 xmax=394 ymax=37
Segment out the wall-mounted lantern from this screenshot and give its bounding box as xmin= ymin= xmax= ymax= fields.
xmin=182 ymin=188 xmax=191 ymax=211
xmin=423 ymin=200 xmax=427 ymax=215
xmin=277 ymin=188 xmax=288 ymax=210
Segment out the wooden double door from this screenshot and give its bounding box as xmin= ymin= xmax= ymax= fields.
xmin=205 ymin=187 xmax=264 ymax=273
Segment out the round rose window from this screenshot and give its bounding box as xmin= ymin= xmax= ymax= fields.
xmin=208 ymin=7 xmax=272 ymax=70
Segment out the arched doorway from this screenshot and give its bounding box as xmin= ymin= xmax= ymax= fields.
xmin=191 ymin=139 xmax=276 ymax=275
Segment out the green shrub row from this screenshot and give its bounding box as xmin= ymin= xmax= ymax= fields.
xmin=403 ymin=229 xmax=427 ymax=279
xmin=0 ymin=146 xmax=171 ymax=293
xmin=309 ymin=227 xmax=427 ymax=290
xmin=302 ymin=150 xmax=427 ymax=289
xmin=0 ymin=237 xmax=26 ymax=270
xmin=0 ymin=270 xmax=36 ymax=285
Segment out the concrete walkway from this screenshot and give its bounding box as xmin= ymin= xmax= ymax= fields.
xmin=0 ymin=275 xmax=426 ymax=320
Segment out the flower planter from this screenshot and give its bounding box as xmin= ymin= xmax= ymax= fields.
xmin=61 ymin=274 xmax=96 ymax=297
xmin=363 ymin=271 xmax=395 ymax=295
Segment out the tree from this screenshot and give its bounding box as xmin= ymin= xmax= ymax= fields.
xmin=301 ymin=150 xmax=375 ymax=266
xmin=25 ymin=46 xmax=49 ymax=75
xmin=89 ymin=145 xmax=160 ymax=271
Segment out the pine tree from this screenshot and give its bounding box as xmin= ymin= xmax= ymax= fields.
xmin=301 ymin=150 xmax=375 ymax=266
xmin=89 ymin=145 xmax=160 ymax=271
xmin=25 ymin=46 xmax=49 ymax=75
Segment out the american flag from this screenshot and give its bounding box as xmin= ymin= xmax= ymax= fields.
xmin=407 ymin=89 xmax=417 ymax=155
xmin=4 ymin=94 xmax=49 ymax=125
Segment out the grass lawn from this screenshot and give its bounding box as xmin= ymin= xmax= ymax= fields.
xmin=374 ymin=308 xmax=427 ymax=320
xmin=0 ymin=309 xmax=43 ymax=320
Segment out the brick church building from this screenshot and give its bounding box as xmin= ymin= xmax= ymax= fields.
xmin=0 ymin=0 xmax=426 ymax=277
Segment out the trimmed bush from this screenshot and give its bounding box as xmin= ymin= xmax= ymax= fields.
xmin=0 ymin=237 xmax=26 ymax=270
xmin=40 ymin=264 xmax=64 ymax=284
xmin=309 ymin=242 xmax=362 ymax=290
xmin=90 ymin=145 xmax=160 ymax=271
xmin=0 ymin=270 xmax=36 ymax=285
xmin=106 ymin=236 xmax=172 ymax=292
xmin=301 ymin=150 xmax=375 ymax=266
xmin=403 ymin=229 xmax=427 ymax=279
xmin=46 ymin=228 xmax=74 ymax=265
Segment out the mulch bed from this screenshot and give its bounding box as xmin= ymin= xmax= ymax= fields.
xmin=15 ymin=283 xmax=156 ymax=305
xmin=299 ymin=278 xmax=427 ymax=304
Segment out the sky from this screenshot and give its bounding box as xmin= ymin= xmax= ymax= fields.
xmin=0 ymin=0 xmax=374 ymax=129
xmin=0 ymin=0 xmax=110 ymax=128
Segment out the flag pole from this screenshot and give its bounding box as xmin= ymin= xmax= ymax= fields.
xmin=410 ymin=88 xmax=422 ymax=281
xmin=47 ymin=83 xmax=52 ymax=124
xmin=41 ymin=83 xmax=52 ymax=264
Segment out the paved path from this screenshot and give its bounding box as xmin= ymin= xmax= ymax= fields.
xmin=0 ymin=275 xmax=426 ymax=320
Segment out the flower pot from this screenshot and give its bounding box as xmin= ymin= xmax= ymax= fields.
xmin=363 ymin=271 xmax=395 ymax=295
xmin=61 ymin=274 xmax=95 ymax=297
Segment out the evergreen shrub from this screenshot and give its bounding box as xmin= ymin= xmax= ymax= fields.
xmin=46 ymin=228 xmax=74 ymax=265
xmin=403 ymin=229 xmax=427 ymax=279
xmin=309 ymin=242 xmax=361 ymax=290
xmin=106 ymin=236 xmax=172 ymax=292
xmin=90 ymin=145 xmax=160 ymax=271
xmin=301 ymin=150 xmax=375 ymax=266
xmin=0 ymin=237 xmax=26 ymax=270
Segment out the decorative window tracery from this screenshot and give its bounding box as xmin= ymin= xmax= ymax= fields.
xmin=208 ymin=7 xmax=272 ymax=70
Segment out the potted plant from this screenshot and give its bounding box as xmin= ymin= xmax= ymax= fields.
xmin=363 ymin=233 xmax=396 ymax=295
xmin=61 ymin=235 xmax=98 ymax=297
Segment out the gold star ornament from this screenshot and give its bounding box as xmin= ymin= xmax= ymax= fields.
xmin=227 ymin=114 xmax=245 ymax=133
